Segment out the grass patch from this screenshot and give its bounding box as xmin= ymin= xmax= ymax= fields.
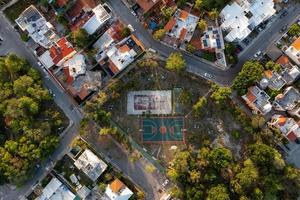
xmin=201 ymin=51 xmax=216 ymax=62
xmin=4 ymin=0 xmax=36 ymax=22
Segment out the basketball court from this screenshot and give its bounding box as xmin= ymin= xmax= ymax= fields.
xmin=141 ymin=117 xmax=185 ymax=143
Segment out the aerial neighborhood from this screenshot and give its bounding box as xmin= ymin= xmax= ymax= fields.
xmin=0 ymin=0 xmax=300 ymax=200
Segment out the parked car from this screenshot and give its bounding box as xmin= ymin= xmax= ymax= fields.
xmin=280 ymin=10 xmax=288 ymax=18
xmin=254 ymin=50 xmax=262 ymax=58
xmin=280 ymin=24 xmax=288 ymax=33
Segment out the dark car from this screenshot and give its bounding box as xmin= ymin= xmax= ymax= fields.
xmin=280 ymin=10 xmax=288 ymax=18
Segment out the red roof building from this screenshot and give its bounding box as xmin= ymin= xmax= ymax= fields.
xmin=50 ymin=37 xmax=76 ymax=66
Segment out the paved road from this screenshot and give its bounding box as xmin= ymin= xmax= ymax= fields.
xmin=0 ymin=11 xmax=83 ymax=200
xmin=108 ymin=0 xmax=300 ymax=86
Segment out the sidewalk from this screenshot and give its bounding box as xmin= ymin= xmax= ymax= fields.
xmin=0 ymin=0 xmax=18 ymax=12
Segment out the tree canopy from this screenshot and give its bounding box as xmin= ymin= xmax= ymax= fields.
xmin=166 ymin=53 xmax=186 ymax=72
xmin=0 ymin=54 xmax=65 ymax=185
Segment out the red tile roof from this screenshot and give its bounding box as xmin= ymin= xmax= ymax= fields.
xmin=277 ymin=116 xmax=287 ymax=126
xmin=287 ymin=131 xmax=297 ymax=141
xmin=179 ymin=28 xmax=187 ymax=40
xmin=179 ymin=10 xmax=189 ymax=20
xmin=276 ymin=55 xmax=290 ymax=66
xmin=63 ymin=67 xmax=74 ymax=85
xmin=57 ymin=0 xmax=69 ymax=7
xmin=108 ymin=59 xmax=120 ymax=74
xmin=119 ymin=44 xmax=130 ymax=53
xmin=78 ymin=85 xmax=90 ymax=100
xmin=50 ymin=37 xmax=75 ymax=65
xmin=291 ymin=37 xmax=300 ymax=51
xmin=110 ymin=179 xmax=124 ymax=193
xmin=136 ymin=0 xmax=162 ymax=13
xmin=246 ymin=90 xmax=256 ymax=103
xmin=67 ymin=0 xmax=97 ymax=19
xmin=164 ymin=18 xmax=176 ymax=32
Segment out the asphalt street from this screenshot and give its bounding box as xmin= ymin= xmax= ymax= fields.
xmin=108 ymin=0 xmax=300 ymax=86
xmin=0 ymin=11 xmax=83 ymax=200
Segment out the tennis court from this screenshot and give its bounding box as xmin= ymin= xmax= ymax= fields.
xmin=141 ymin=117 xmax=185 ymax=143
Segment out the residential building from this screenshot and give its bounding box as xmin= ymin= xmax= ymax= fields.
xmin=164 ymin=9 xmax=199 ymax=48
xmin=273 ymin=86 xmax=300 ymax=118
xmin=66 ymin=0 xmax=111 ymax=34
xmin=93 ymin=20 xmax=124 ymax=62
xmin=242 ymin=86 xmax=272 ymax=115
xmin=201 ymin=26 xmax=227 ymax=68
xmin=269 ymin=114 xmax=300 ymax=142
xmin=36 ymin=177 xmax=76 ymax=200
xmin=285 ymin=37 xmax=300 ymax=66
xmin=259 ymin=70 xmax=286 ymax=91
xmin=74 ymin=149 xmax=108 ymax=182
xmin=38 ymin=37 xmax=76 ymax=69
xmin=135 ymin=0 xmax=162 ymax=14
xmin=95 ymin=34 xmax=144 ymax=75
xmin=82 ymin=3 xmax=111 ymax=35
xmin=273 ymin=86 xmax=300 ymax=111
xmin=220 ymin=0 xmax=275 ymax=42
xmin=15 ymin=5 xmax=59 ymax=48
xmin=276 ymin=55 xmax=300 ymax=84
xmin=63 ymin=53 xmax=86 ymax=80
xmin=105 ymin=179 xmax=133 ymax=200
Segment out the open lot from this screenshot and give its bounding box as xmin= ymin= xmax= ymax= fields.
xmin=102 ymin=55 xmax=246 ymax=165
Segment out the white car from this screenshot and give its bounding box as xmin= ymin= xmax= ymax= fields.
xmin=204 ymin=73 xmax=212 ymax=79
xmin=128 ymin=24 xmax=135 ymax=32
xmin=254 ymin=50 xmax=262 ymax=58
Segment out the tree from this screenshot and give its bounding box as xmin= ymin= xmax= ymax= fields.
xmin=232 ymin=61 xmax=264 ymax=95
xmin=121 ymin=27 xmax=131 ymax=38
xmin=208 ymin=8 xmax=219 ymax=20
xmin=288 ymin=24 xmax=300 ymax=36
xmin=194 ymin=0 xmax=203 ymax=10
xmin=193 ymin=97 xmax=207 ymax=116
xmin=161 ymin=7 xmax=175 ymax=21
xmin=206 ymin=184 xmax=230 ymax=200
xmin=99 ymin=127 xmax=117 ymax=136
xmin=231 ymin=159 xmax=259 ymax=194
xmin=176 ymin=0 xmax=187 ymax=8
xmin=153 ymin=29 xmax=166 ymax=40
xmin=210 ymin=84 xmax=231 ymax=105
xmin=166 ymin=53 xmax=186 ymax=72
xmin=209 ymin=147 xmax=233 ymax=169
xmin=72 ymin=28 xmax=90 ymax=48
xmin=56 ymin=14 xmax=68 ymax=26
xmin=186 ymin=43 xmax=196 ymax=53
xmin=138 ymin=58 xmax=159 ymax=68
xmin=265 ymin=61 xmax=281 ymax=72
xmin=251 ymin=115 xmax=265 ymax=129
xmin=179 ymin=89 xmax=192 ymax=104
xmin=198 ymin=19 xmax=207 ymax=31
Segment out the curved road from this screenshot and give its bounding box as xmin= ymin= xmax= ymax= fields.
xmin=108 ymin=0 xmax=300 ymax=86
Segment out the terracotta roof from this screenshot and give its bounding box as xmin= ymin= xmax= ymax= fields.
xmin=50 ymin=37 xmax=75 ymax=65
xmin=264 ymin=70 xmax=273 ymax=79
xmin=108 ymin=59 xmax=120 ymax=74
xmin=287 ymin=131 xmax=297 ymax=141
xmin=246 ymin=90 xmax=256 ymax=103
xmin=136 ymin=0 xmax=161 ymax=13
xmin=78 ymin=85 xmax=90 ymax=100
xmin=57 ymin=0 xmax=69 ymax=7
xmin=63 ymin=67 xmax=74 ymax=85
xmin=119 ymin=44 xmax=130 ymax=53
xmin=277 ymin=116 xmax=287 ymax=126
xmin=179 ymin=28 xmax=187 ymax=40
xmin=110 ymin=179 xmax=125 ymax=193
xmin=67 ymin=0 xmax=97 ymax=19
xmin=164 ymin=18 xmax=176 ymax=31
xmin=291 ymin=37 xmax=300 ymax=51
xmin=179 ymin=10 xmax=189 ymax=20
xmin=276 ymin=55 xmax=289 ymax=66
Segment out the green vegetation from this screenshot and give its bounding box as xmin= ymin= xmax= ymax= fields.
xmin=210 ymin=84 xmax=232 ymax=105
xmin=232 ymin=61 xmax=264 ymax=95
xmin=161 ymin=7 xmax=176 ymax=22
xmin=167 ymin=141 xmax=300 ymax=199
xmin=153 ymin=29 xmax=166 ymax=41
xmin=166 ymin=52 xmax=186 ymax=72
xmin=287 ymin=24 xmax=300 ymax=36
xmin=121 ymin=27 xmax=131 ymax=38
xmin=0 ymin=54 xmax=66 ymax=185
xmin=202 ymin=51 xmax=216 ymax=62
xmin=192 ymin=97 xmax=207 ymax=116
xmin=265 ymin=60 xmax=281 ymax=72
xmin=71 ymin=28 xmax=90 ymax=49
xmin=197 ymin=19 xmax=208 ymax=31
xmin=186 ymin=43 xmax=196 ymax=53
xmin=225 ymin=43 xmax=238 ymax=64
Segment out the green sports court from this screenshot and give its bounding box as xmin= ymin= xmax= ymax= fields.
xmin=141 ymin=117 xmax=185 ymax=143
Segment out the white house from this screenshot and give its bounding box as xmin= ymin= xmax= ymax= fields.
xmin=105 ymin=179 xmax=133 ymax=200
